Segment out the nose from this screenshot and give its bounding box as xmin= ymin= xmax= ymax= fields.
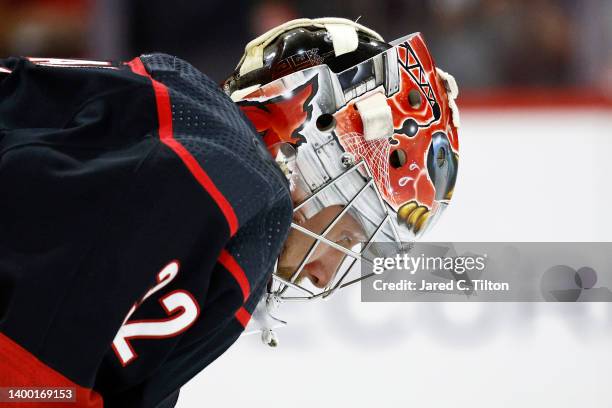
xmin=303 ymin=261 xmax=332 ymax=288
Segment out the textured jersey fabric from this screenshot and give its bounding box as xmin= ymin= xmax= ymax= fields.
xmin=0 ymin=55 xmax=292 ymax=407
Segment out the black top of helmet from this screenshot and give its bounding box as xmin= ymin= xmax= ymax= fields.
xmin=224 ymin=25 xmax=391 ymax=96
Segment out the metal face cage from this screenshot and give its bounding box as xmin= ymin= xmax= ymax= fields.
xmin=237 ymin=33 xmax=459 ymax=345
xmin=270 ymin=154 xmax=405 ymax=302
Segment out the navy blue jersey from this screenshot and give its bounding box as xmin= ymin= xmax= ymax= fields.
xmin=0 ymin=55 xmax=292 ymax=407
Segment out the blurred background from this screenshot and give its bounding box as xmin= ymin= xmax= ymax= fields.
xmin=2 ymin=1 xmax=611 ymax=407
xmin=0 ymin=0 xmax=611 ymax=95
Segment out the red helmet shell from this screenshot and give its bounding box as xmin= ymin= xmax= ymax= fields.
xmin=334 ymin=33 xmax=459 ymax=211
xmin=236 ymin=32 xmax=459 ymax=235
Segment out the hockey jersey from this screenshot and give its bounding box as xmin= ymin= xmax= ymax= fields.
xmin=0 ymin=54 xmax=292 ymax=407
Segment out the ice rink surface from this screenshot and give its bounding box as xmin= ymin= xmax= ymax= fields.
xmin=178 ymin=108 xmax=612 ymax=408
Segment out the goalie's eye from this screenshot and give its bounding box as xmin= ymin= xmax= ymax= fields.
xmin=335 ymin=234 xmax=353 ymax=248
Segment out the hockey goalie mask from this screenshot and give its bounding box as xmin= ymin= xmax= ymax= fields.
xmin=225 ymin=18 xmax=460 ymax=307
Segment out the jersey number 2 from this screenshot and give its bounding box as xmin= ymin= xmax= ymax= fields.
xmin=112 ymin=261 xmax=200 ymax=366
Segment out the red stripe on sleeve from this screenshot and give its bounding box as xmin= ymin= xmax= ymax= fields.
xmin=218 ymin=249 xmax=251 ymax=300
xmin=0 ymin=332 xmax=103 ymax=407
xmin=234 ymin=306 xmax=252 ymax=328
xmin=126 ymin=57 xmax=239 ymax=236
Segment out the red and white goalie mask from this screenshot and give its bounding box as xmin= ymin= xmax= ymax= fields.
xmin=224 ymin=18 xmax=460 ymax=343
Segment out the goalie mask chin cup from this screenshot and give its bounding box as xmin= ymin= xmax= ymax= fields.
xmin=225 ymin=18 xmax=460 ymax=307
